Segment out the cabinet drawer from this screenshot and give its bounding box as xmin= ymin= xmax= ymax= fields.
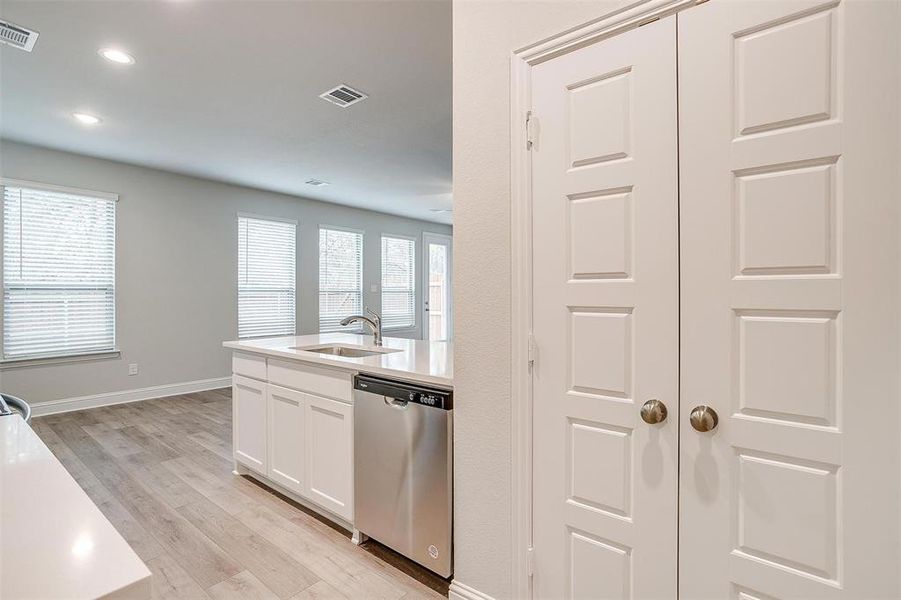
xmin=232 ymin=352 xmax=267 ymax=380
xmin=267 ymin=359 xmax=352 ymax=403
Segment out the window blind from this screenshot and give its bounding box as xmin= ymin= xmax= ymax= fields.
xmin=319 ymin=228 xmax=363 ymax=332
xmin=2 ymin=183 xmax=116 ymax=360
xmin=381 ymin=236 xmax=416 ymax=329
xmin=237 ymin=216 xmax=296 ymax=339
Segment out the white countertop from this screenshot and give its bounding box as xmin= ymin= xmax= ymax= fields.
xmin=223 ymin=333 xmax=453 ymax=388
xmin=0 ymin=415 xmax=151 ymax=600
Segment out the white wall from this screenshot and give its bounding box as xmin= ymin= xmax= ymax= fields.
xmin=0 ymin=139 xmax=450 ymax=405
xmin=452 ymin=2 xmax=632 ymax=598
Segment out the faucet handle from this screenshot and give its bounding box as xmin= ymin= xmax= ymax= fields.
xmin=364 ymin=306 xmax=381 ymax=325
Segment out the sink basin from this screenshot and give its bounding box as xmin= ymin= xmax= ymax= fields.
xmin=293 ymin=344 xmax=401 ymax=358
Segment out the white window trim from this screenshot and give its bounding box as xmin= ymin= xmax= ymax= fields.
xmin=1 ymin=178 xmax=119 ymax=364
xmin=382 ymin=232 xmax=417 ymax=243
xmin=237 ymin=211 xmax=298 ymax=225
xmin=0 ymin=350 xmax=121 ymax=369
xmin=0 ymin=178 xmax=119 ymax=202
xmin=380 ymin=233 xmax=417 ymax=331
xmin=318 ymin=223 xmax=365 ymax=236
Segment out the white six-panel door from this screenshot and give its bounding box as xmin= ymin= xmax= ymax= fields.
xmin=531 ymin=16 xmax=680 ymax=599
xmin=678 ymin=1 xmax=899 ymax=597
xmin=528 ymin=0 xmax=899 ymax=598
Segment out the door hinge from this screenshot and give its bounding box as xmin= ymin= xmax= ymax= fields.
xmin=527 ymin=333 xmax=537 ymax=369
xmin=526 ymin=546 xmax=535 ymax=577
xmin=526 ymin=111 xmax=536 ymax=149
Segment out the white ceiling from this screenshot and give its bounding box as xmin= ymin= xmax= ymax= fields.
xmin=0 ymin=0 xmax=452 ymax=224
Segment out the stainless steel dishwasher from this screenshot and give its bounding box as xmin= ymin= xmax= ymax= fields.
xmin=353 ymin=374 xmax=453 ymax=578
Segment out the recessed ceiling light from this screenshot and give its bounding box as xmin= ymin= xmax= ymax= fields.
xmin=72 ymin=112 xmax=101 ymax=125
xmin=429 ymin=208 xmax=452 ymax=214
xmin=305 ymin=179 xmax=330 ymax=186
xmin=98 ymin=47 xmax=135 ymax=65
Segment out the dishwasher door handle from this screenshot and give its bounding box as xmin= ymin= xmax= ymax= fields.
xmin=384 ymin=397 xmax=409 ymax=410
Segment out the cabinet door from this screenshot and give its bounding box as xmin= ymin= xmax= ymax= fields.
xmin=305 ymin=394 xmax=353 ymax=521
xmin=267 ymin=384 xmax=306 ymax=495
xmin=232 ymin=375 xmax=267 ymax=474
xmin=679 ymin=1 xmax=900 ymax=598
xmin=530 ymin=15 xmax=679 ymax=600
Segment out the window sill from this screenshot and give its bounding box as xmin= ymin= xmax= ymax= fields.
xmin=0 ymin=350 xmax=121 ymax=370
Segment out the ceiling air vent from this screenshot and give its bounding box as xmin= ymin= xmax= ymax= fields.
xmin=0 ymin=20 xmax=39 ymax=52
xmin=319 ymin=84 xmax=368 ymax=108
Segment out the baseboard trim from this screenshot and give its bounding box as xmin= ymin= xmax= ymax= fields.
xmin=448 ymin=580 xmax=497 ymax=600
xmin=29 ymin=376 xmax=232 ymax=417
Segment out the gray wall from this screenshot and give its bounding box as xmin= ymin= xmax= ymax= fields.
xmin=0 ymin=140 xmax=450 ymax=404
xmin=452 ymin=2 xmax=630 ymax=598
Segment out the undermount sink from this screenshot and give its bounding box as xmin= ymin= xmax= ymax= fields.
xmin=293 ymin=344 xmax=401 ymax=358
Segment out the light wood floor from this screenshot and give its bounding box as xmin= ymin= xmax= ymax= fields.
xmin=32 ymin=389 xmax=448 ymax=600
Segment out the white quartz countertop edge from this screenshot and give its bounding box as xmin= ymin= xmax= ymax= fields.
xmin=223 ymin=333 xmax=453 ymax=388
xmin=0 ymin=415 xmax=151 ymax=600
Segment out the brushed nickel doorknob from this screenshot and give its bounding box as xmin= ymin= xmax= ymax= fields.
xmin=640 ymin=399 xmax=667 ymax=424
xmin=689 ymin=405 xmax=719 ymax=432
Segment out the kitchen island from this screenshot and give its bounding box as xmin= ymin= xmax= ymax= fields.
xmin=0 ymin=415 xmax=151 ymax=599
xmin=222 ymin=333 xmax=453 ymax=537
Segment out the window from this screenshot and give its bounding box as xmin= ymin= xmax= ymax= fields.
xmin=237 ymin=216 xmax=296 ymax=339
xmin=2 ymin=181 xmax=116 ymax=360
xmin=381 ymin=235 xmax=416 ymax=330
xmin=319 ymin=227 xmax=363 ymax=332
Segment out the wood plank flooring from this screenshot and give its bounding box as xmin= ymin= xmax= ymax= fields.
xmin=31 ymin=389 xmax=448 ymax=600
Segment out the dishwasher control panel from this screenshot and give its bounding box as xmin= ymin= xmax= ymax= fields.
xmin=353 ymin=375 xmax=453 ymax=410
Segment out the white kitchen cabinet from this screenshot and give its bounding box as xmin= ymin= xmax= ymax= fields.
xmin=267 ymin=384 xmax=306 ymax=495
xmin=232 ymin=374 xmax=267 ymax=475
xmin=232 ymin=357 xmax=355 ymax=525
xmin=305 ymin=393 xmax=354 ymax=522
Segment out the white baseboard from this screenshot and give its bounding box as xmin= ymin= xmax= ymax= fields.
xmin=30 ymin=376 xmax=232 ymax=417
xmin=449 ymin=581 xmax=497 ymax=600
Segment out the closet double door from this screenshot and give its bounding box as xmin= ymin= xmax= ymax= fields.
xmin=530 ymin=1 xmax=899 ymax=598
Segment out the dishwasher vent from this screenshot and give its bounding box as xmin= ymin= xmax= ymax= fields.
xmin=319 ymin=84 xmax=368 ymax=108
xmin=0 ymin=20 xmax=39 ymax=52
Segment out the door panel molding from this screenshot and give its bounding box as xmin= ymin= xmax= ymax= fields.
xmin=528 ymin=15 xmax=679 ymax=599
xmin=678 ymin=1 xmax=899 ymax=597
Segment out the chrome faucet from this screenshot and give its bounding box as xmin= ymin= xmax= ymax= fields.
xmin=340 ymin=307 xmax=383 ymax=346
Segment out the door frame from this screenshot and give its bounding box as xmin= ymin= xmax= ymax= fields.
xmin=422 ymin=231 xmax=453 ymax=340
xmin=508 ymin=1 xmax=696 ymax=597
